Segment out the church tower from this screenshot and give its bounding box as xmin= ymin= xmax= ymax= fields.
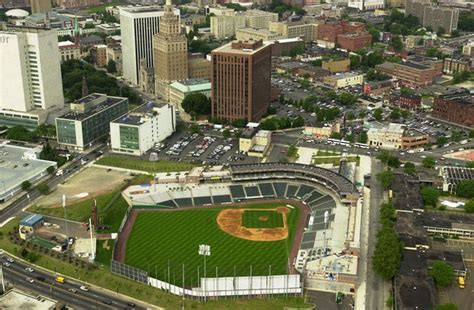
xmin=153 ymin=0 xmax=188 ymax=98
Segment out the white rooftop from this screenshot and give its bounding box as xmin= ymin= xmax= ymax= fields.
xmin=0 ymin=289 xmax=56 ymax=309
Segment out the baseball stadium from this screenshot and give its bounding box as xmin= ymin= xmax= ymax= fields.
xmin=112 ymin=162 xmax=360 ymax=297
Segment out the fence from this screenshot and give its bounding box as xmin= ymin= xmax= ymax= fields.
xmin=110 ymin=260 xmax=148 ymax=284
xmin=111 ymin=260 xmax=302 ymax=298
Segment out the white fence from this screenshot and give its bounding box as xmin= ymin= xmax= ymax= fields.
xmin=148 ymin=274 xmax=302 ymax=297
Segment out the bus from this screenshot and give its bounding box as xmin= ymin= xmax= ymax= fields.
xmin=55 ymin=276 xmax=65 ymax=284
xmin=458 ymin=276 xmax=465 ymax=289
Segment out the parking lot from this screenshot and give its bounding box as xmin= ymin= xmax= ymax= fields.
xmin=143 ymin=129 xmax=259 ymax=167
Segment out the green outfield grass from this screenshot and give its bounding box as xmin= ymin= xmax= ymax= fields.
xmin=242 ymin=210 xmax=284 ymax=228
xmin=125 ymin=203 xmax=300 ymax=287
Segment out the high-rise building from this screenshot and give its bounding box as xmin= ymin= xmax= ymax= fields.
xmin=56 ymin=0 xmax=100 ymax=9
xmin=120 ymin=6 xmax=179 ymax=85
xmin=0 ymin=25 xmax=64 ymax=129
xmin=211 ymin=40 xmax=271 ymax=122
xmin=405 ymin=0 xmax=459 ymax=34
xmin=153 ymin=0 xmax=188 ymax=97
xmin=56 ymin=93 xmax=129 ymax=150
xmin=30 ymin=0 xmax=52 ymax=14
xmin=110 ymin=102 xmax=176 ymax=156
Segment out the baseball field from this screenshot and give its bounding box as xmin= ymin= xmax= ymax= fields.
xmin=123 ymin=202 xmax=301 ymax=287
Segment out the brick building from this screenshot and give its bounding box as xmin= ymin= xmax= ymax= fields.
xmin=443 ymin=57 xmax=473 ymax=75
xmin=363 ymin=80 xmax=396 ymax=96
xmin=322 ymin=58 xmax=350 ymax=73
xmin=376 ymin=57 xmax=442 ymax=88
xmin=211 ymin=40 xmax=272 ymax=122
xmin=432 ymin=89 xmax=474 ymax=128
xmin=397 ymin=94 xmax=422 ymax=110
xmin=337 ymin=32 xmax=372 ymax=51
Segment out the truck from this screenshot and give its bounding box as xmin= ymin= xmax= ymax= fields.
xmin=55 ymin=276 xmax=65 ymax=283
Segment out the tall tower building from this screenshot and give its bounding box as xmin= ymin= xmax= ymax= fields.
xmin=120 ymin=6 xmax=179 ymax=85
xmin=0 ymin=25 xmax=64 ymax=128
xmin=30 ymin=0 xmax=52 ymax=14
xmin=211 ymin=40 xmax=271 ymax=123
xmin=153 ymin=0 xmax=187 ymax=97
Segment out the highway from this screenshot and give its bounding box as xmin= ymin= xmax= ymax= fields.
xmin=1 ymin=254 xmax=140 ymax=309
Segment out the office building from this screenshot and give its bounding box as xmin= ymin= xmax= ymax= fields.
xmin=110 ymin=102 xmax=176 ymax=156
xmin=58 ymin=40 xmax=80 ymax=62
xmin=30 ymin=0 xmax=51 ymax=14
xmin=348 ymin=0 xmax=384 ymax=10
xmin=443 ymin=57 xmax=473 ymax=75
xmin=376 ymin=58 xmax=442 ymax=87
xmin=405 ymin=0 xmax=459 ymax=34
xmin=239 ymin=127 xmax=272 ymax=157
xmin=56 ymin=0 xmax=100 ymax=9
xmin=153 ymin=0 xmax=188 ymax=97
xmin=120 ymin=5 xmax=179 ymax=85
xmin=210 ymin=14 xmax=245 ymax=39
xmin=188 ymin=53 xmax=211 ymax=79
xmin=368 ymin=123 xmax=429 ymax=150
xmin=432 ymin=89 xmax=474 ymax=129
xmin=168 ymin=78 xmax=211 ymax=106
xmin=236 ymin=28 xmax=283 ymax=41
xmin=269 ymin=21 xmax=318 ymax=43
xmin=323 ymin=72 xmax=364 ymax=89
xmin=0 ymin=25 xmax=64 ymax=129
xmin=337 ymin=32 xmax=372 ymax=51
xmin=211 ymin=40 xmax=271 ymax=122
xmin=56 ymin=93 xmax=128 ymax=150
xmin=90 ymin=44 xmax=108 ymax=67
xmin=322 ymin=58 xmax=350 ymax=73
xmin=244 ymin=10 xmax=278 ymax=29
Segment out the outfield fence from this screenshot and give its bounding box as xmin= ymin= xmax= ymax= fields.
xmin=110 ymin=260 xmax=302 ymax=298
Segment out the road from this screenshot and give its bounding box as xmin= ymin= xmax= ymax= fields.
xmin=365 ymin=159 xmax=386 ymax=310
xmin=1 ymin=254 xmax=140 ymax=309
xmin=271 ymin=132 xmax=472 ymax=166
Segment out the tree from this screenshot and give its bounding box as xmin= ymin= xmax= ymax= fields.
xmin=390 ymin=36 xmax=404 ymax=52
xmin=430 ymin=260 xmax=455 ymax=287
xmin=467 ymin=162 xmax=474 ymax=168
xmin=456 ymin=180 xmax=474 ymax=198
xmin=377 ymin=170 xmax=395 ymax=190
xmin=458 ymin=10 xmax=474 ymax=32
xmin=373 ymin=108 xmax=383 ymax=121
xmin=231 ymin=119 xmax=247 ymax=128
xmin=106 ymin=59 xmax=117 ymax=73
xmin=422 ymin=156 xmax=436 ymax=169
xmin=426 ymin=48 xmax=444 ymax=59
xmin=421 ymin=187 xmax=440 ymax=207
xmin=435 ymin=304 xmax=458 ymax=310
xmin=37 ymin=183 xmax=50 ymax=195
xmin=181 ymin=93 xmax=211 ymax=116
xmin=464 ymin=200 xmax=474 ymax=213
xmin=21 ymin=181 xmax=32 ymax=191
xmin=451 ymin=131 xmax=462 ymax=142
xmin=46 ymin=166 xmax=55 ymax=175
xmin=469 ymin=129 xmax=474 ymax=138
xmin=330 ymin=132 xmax=342 ymax=139
xmin=6 ymin=126 xmax=34 ymax=142
xmin=358 ymin=132 xmax=368 ymax=144
xmin=372 ymin=227 xmax=402 ymax=280
xmin=403 ymin=162 xmax=416 ymax=175
xmin=437 ymin=26 xmax=446 ymax=36
xmin=437 ymin=136 xmax=449 ymax=147
xmin=452 ymin=71 xmax=471 ymax=84
xmin=222 ymin=129 xmax=231 ymax=139
xmin=346 ymin=112 xmax=355 ymax=120
xmin=389 ymin=108 xmax=401 ymax=120
xmin=190 ymin=124 xmax=201 ymax=134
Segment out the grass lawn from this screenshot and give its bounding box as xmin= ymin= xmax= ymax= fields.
xmin=95 ymin=155 xmax=198 ymax=173
xmin=242 ymin=210 xmax=284 ymax=228
xmin=95 ymin=239 xmax=114 ymax=266
xmin=314 ymin=149 xmax=340 ymax=157
xmin=0 ymin=219 xmax=311 ymax=309
xmin=29 ymin=191 xmax=129 ymax=233
xmin=125 ymin=203 xmax=300 ymax=287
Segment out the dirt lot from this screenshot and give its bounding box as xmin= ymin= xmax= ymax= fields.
xmin=35 ymin=167 xmax=131 ymax=207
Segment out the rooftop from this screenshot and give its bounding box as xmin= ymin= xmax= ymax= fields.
xmin=306 ymin=254 xmax=358 ymax=278
xmin=212 ymin=40 xmax=271 ymax=55
xmin=169 ymin=79 xmax=211 ymax=93
xmin=399 ymin=61 xmax=430 ymax=71
xmin=0 ymin=289 xmax=56 ymax=310
xmin=442 ymin=166 xmax=474 ymax=186
xmin=58 ymin=40 xmax=76 ymax=48
xmin=57 ymin=93 xmax=127 ymax=121
xmin=112 ymin=101 xmax=168 ymax=126
xmin=20 ymin=214 xmax=44 ymax=227
xmin=391 ymin=173 xmax=424 ymax=211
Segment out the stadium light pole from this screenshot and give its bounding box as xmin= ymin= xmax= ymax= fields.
xmin=62 ymin=195 xmax=69 ymax=239
xmin=323 ymin=210 xmax=329 ymax=256
xmin=198 ymin=244 xmax=211 ymax=302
